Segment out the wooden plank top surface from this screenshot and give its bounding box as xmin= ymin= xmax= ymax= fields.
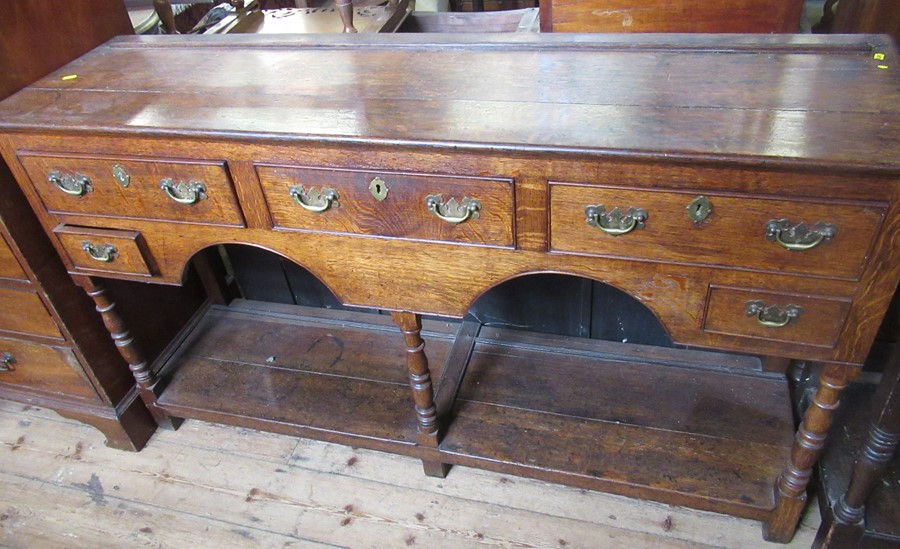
xmin=0 ymin=33 xmax=898 ymax=171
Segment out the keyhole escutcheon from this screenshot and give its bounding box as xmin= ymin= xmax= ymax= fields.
xmin=369 ymin=177 xmax=389 ymax=201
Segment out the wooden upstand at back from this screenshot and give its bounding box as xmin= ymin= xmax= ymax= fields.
xmin=0 ymin=33 xmax=898 ymax=543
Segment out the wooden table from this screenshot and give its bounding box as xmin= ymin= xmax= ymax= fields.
xmin=0 ymin=33 xmax=898 ymax=543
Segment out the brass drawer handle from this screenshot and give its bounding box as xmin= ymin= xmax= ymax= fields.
xmin=425 ymin=194 xmax=481 ymax=224
xmin=585 ymin=205 xmax=648 ymax=236
xmin=82 ymin=241 xmax=118 ymax=263
xmin=0 ymin=352 xmax=15 ymax=372
xmin=765 ymin=219 xmax=836 ymax=251
xmin=48 ymin=171 xmax=92 ymax=196
xmin=160 ymin=178 xmax=207 ymax=205
xmin=289 ymin=185 xmax=339 ymax=212
xmin=745 ymin=300 xmax=803 ymax=328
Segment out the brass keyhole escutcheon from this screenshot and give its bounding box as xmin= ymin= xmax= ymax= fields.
xmin=112 ymin=164 xmax=130 ymax=188
xmin=369 ymin=177 xmax=388 ymax=201
xmin=687 ymin=196 xmax=712 ymax=223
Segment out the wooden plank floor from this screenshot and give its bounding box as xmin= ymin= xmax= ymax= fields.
xmin=0 ymin=399 xmax=819 ymax=548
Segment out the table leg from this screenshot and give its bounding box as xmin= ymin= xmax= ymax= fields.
xmin=814 ymin=344 xmax=900 ymax=548
xmin=335 ymin=0 xmax=357 ymax=33
xmin=391 ymin=311 xmax=449 ymax=478
xmin=75 ymin=275 xmax=180 ymax=430
xmin=764 ymin=363 xmax=859 ymax=542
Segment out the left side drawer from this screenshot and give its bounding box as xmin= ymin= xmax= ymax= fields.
xmin=0 ymin=336 xmax=99 ymax=400
xmin=18 ymin=152 xmax=244 ymax=227
xmin=0 ymin=233 xmax=28 ymax=282
xmin=54 ymin=225 xmax=154 ymax=277
xmin=0 ymin=287 xmax=64 ymax=340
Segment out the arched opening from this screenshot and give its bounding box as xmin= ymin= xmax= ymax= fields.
xmin=465 ymin=273 xmax=672 ymax=347
xmin=219 ymin=246 xmax=672 ymax=347
xmin=222 ymin=244 xmax=345 ymax=310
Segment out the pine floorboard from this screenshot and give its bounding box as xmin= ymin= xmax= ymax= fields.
xmin=0 ymin=399 xmax=819 ymax=548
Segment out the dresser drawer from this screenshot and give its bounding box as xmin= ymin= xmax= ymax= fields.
xmin=54 ymin=225 xmax=154 ymax=277
xmin=0 ymin=233 xmax=27 ymax=281
xmin=18 ymin=153 xmax=244 ymax=227
xmin=703 ymin=286 xmax=851 ymax=348
xmin=0 ymin=287 xmax=63 ymax=340
xmin=0 ymin=336 xmax=98 ymax=400
xmin=258 ymin=165 xmax=514 ymax=247
xmin=549 ymin=183 xmax=885 ymax=280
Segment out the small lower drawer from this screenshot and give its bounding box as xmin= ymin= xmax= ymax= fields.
xmin=54 ymin=225 xmax=154 ymax=276
xmin=703 ymin=286 xmax=851 ymax=348
xmin=0 ymin=287 xmax=63 ymax=340
xmin=0 ymin=336 xmax=99 ymax=400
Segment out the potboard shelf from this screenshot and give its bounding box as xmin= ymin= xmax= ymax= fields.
xmin=156 ymin=299 xmax=794 ymax=519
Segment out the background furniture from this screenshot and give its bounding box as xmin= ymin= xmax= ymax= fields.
xmin=816 ymin=0 xmax=900 ymax=44
xmin=0 ymin=0 xmax=206 ymax=450
xmin=539 ymin=0 xmax=805 ymax=32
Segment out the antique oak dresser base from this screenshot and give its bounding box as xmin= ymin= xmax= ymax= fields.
xmin=0 ymin=34 xmax=898 ymax=543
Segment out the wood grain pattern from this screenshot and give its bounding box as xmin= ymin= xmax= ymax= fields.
xmin=549 ymin=183 xmax=886 ymax=280
xmin=19 ymin=153 xmax=245 ymax=227
xmin=258 ymin=164 xmax=514 ymax=246
xmin=55 ymin=226 xmax=154 ymax=277
xmin=703 ymin=287 xmax=852 ymax=349
xmin=0 ymin=35 xmax=897 ymax=171
xmin=0 ymin=336 xmax=98 ymax=400
xmin=0 ymin=233 xmax=27 ymax=281
xmin=0 ymin=287 xmax=65 ymax=340
xmin=0 ymin=401 xmax=821 ymax=549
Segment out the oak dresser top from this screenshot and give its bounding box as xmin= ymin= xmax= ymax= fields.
xmin=0 ymin=33 xmax=897 ymax=172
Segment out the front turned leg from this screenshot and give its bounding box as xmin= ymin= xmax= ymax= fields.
xmin=764 ymin=363 xmax=858 ymax=543
xmin=76 ymin=276 xmax=180 ymax=431
xmin=391 ymin=311 xmax=449 ymax=478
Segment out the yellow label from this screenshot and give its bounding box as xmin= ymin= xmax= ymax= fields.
xmin=878 ymin=64 xmax=889 ymax=70
xmin=61 ymin=74 xmax=78 ymax=81
xmin=874 ymin=52 xmax=886 ymax=61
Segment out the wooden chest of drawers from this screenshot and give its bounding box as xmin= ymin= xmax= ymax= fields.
xmin=0 ymin=33 xmax=897 ymax=542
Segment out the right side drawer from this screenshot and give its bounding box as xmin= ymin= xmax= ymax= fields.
xmin=703 ymin=286 xmax=852 ymax=349
xmin=549 ymin=183 xmax=886 ymax=280
xmin=0 ymin=336 xmax=99 ymax=400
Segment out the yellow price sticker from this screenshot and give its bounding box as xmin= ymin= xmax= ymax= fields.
xmin=61 ymin=74 xmax=78 ymax=81
xmin=874 ymin=52 xmax=886 ymax=61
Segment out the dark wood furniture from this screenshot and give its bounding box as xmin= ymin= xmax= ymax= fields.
xmin=816 ymin=0 xmax=900 ymax=45
xmin=0 ymin=33 xmax=898 ymax=543
xmin=0 ymin=0 xmax=156 ymax=450
xmin=814 ymin=324 xmax=900 ymax=548
xmin=539 ymin=0 xmax=805 ymax=33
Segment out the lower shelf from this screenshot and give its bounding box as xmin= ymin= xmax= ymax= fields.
xmin=157 ymin=299 xmax=794 ymax=521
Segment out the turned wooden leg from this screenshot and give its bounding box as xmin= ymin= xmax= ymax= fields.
xmin=152 ymin=0 xmax=178 ymax=34
xmin=76 ymin=276 xmax=180 ymax=430
xmin=764 ymin=363 xmax=859 ymax=543
xmin=814 ymin=347 xmax=900 ymax=548
xmin=391 ymin=311 xmax=449 ymax=478
xmin=335 ymin=0 xmax=357 ymax=33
